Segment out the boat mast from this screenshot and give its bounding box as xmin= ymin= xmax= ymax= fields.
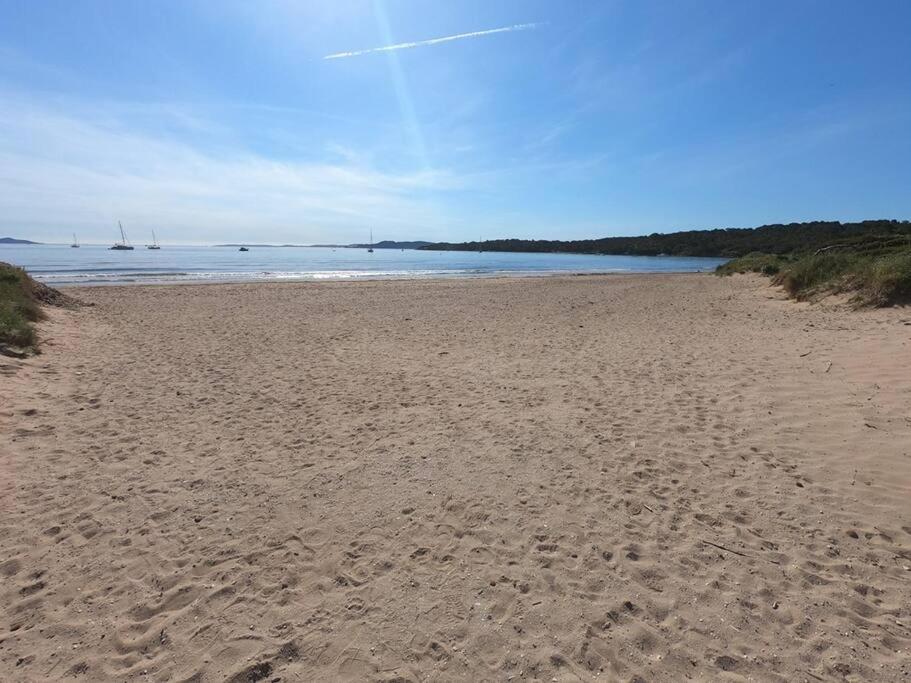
xmin=119 ymin=221 xmax=127 ymax=246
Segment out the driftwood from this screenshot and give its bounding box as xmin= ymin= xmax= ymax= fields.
xmin=701 ymin=539 xmax=750 ymax=558
xmin=813 ymin=244 xmax=851 ymax=256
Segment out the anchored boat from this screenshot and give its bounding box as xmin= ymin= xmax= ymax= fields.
xmin=110 ymin=222 xmax=134 ymax=250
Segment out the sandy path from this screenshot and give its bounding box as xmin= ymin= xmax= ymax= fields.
xmin=1 ymin=274 xmax=909 ymax=681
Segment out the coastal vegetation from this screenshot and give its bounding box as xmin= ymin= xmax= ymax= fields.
xmin=0 ymin=262 xmax=74 ymax=354
xmin=421 ymin=218 xmax=911 ymax=307
xmin=0 ymin=262 xmax=42 ymax=351
xmin=716 ymin=239 xmax=911 ymax=307
xmin=422 ymin=220 xmax=911 ymax=258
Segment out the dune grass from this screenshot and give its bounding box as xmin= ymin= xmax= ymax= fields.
xmin=717 ymin=246 xmax=911 ymax=307
xmin=714 ymin=252 xmax=788 ymax=276
xmin=847 ymin=249 xmax=911 ymax=306
xmin=0 ymin=262 xmax=46 ymax=352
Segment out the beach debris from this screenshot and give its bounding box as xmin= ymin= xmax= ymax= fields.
xmin=701 ymin=539 xmax=750 ymax=558
xmin=824 ymin=361 xmax=832 ymax=373
xmin=799 ymin=350 xmax=812 ymax=357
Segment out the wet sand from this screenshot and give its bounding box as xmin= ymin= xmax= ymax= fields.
xmin=1 ymin=273 xmax=909 ymax=681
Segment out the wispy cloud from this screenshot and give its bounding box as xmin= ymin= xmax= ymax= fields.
xmin=323 ymin=23 xmax=541 ymax=60
xmin=0 ymin=91 xmax=467 ymax=243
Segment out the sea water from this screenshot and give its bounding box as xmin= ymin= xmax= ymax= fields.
xmin=1 ymin=244 xmax=726 ymax=286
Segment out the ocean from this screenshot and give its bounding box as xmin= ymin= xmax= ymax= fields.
xmin=1 ymin=244 xmax=726 ymax=286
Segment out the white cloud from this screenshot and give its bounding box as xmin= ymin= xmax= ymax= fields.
xmin=0 ymin=94 xmax=465 ymax=243
xmin=323 ymin=23 xmax=540 ymax=60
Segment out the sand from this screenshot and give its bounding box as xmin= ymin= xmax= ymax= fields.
xmin=1 ymin=273 xmax=909 ymax=682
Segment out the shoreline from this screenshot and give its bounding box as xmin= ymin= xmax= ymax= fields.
xmin=2 ymin=273 xmax=909 ymax=681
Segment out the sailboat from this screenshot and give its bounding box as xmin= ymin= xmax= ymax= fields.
xmin=147 ymin=229 xmax=161 ymax=250
xmin=367 ymin=228 xmax=374 ymax=253
xmin=110 ymin=221 xmax=134 ymax=250
xmin=70 ymin=233 xmax=80 ymax=248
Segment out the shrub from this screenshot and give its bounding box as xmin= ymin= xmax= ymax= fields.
xmin=0 ymin=262 xmax=47 ymax=352
xmin=0 ymin=302 xmax=37 ymax=348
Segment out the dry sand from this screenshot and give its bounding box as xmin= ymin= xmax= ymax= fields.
xmin=1 ymin=273 xmax=909 ymax=682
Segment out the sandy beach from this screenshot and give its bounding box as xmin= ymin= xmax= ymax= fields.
xmin=1 ymin=273 xmax=909 ymax=682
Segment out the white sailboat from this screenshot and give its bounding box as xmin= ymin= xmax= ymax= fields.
xmin=367 ymin=228 xmax=374 ymax=253
xmin=70 ymin=233 xmax=79 ymax=248
xmin=147 ymin=229 xmax=161 ymax=250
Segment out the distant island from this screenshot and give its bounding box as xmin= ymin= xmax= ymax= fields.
xmin=422 ymin=220 xmax=911 ymax=259
xmin=215 ymin=240 xmax=434 ymax=250
xmin=214 ymin=243 xmax=310 ymax=248
xmin=343 ymin=240 xmax=434 ymax=250
xmin=0 ymin=237 xmax=41 ymax=245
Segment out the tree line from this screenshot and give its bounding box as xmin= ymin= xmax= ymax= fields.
xmin=421 ymin=220 xmax=911 ymax=258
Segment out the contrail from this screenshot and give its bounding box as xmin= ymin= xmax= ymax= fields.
xmin=323 ymin=23 xmax=540 ymax=60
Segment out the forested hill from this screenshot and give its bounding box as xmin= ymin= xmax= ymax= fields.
xmin=422 ymin=220 xmax=911 ymax=258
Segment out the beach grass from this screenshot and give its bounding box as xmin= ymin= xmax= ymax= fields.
xmin=0 ymin=262 xmax=44 ymax=351
xmin=717 ymin=246 xmax=911 ymax=306
xmin=714 ymin=252 xmax=787 ymax=276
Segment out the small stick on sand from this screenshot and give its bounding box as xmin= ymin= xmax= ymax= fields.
xmin=824 ymin=361 xmax=832 ymax=373
xmin=701 ymin=539 xmax=750 ymax=558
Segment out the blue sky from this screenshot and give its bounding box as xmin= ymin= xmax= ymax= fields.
xmin=1 ymin=0 xmax=909 ymax=245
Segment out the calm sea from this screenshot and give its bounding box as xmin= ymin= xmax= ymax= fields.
xmin=1 ymin=244 xmax=726 ymax=286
